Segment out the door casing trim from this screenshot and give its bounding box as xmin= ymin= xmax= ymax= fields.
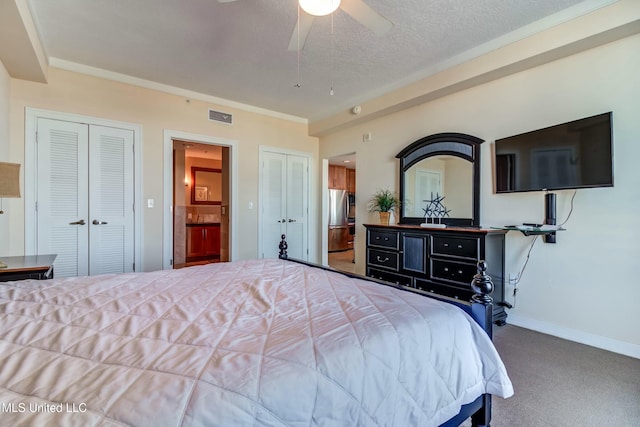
xmin=163 ymin=130 xmax=238 ymax=269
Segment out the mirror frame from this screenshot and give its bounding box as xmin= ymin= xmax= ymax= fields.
xmin=190 ymin=167 xmax=222 ymax=205
xmin=396 ymin=133 xmax=483 ymax=227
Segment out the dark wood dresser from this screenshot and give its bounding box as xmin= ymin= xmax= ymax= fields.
xmin=364 ymin=224 xmax=507 ymax=325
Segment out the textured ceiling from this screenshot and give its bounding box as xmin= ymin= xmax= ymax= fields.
xmin=26 ymin=0 xmax=609 ymax=121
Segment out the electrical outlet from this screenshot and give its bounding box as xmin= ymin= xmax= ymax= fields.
xmin=505 ymin=282 xmax=516 ymax=305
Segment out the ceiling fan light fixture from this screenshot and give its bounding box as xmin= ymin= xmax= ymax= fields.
xmin=299 ymin=0 xmax=341 ymax=17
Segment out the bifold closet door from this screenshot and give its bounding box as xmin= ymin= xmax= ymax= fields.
xmin=284 ymin=154 xmax=308 ymax=259
xmin=36 ymin=118 xmax=135 ymax=277
xmin=88 ymin=125 xmax=135 ymax=275
xmin=36 ymin=119 xmax=90 ymax=277
xmin=261 ymin=151 xmax=308 ymax=260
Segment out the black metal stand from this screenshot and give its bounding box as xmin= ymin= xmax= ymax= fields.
xmin=544 ymin=192 xmax=556 ymax=243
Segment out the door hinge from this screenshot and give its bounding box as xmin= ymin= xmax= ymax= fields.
xmin=133 ymin=262 xmax=136 ymax=271
xmin=170 ymin=259 xmax=173 ymax=266
xmin=35 ymin=131 xmax=38 ymax=143
xmin=35 ymin=201 xmax=38 ymax=212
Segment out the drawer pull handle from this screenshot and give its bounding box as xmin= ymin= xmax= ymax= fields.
xmin=444 ymin=267 xmax=449 ymax=272
xmin=443 ymin=243 xmax=449 ymax=247
xmin=377 ymin=256 xmax=389 ymax=263
xmin=458 ymin=270 xmax=463 ymax=274
xmin=457 ymin=244 xmax=463 ymax=249
xmin=384 ymin=237 xmax=389 ymax=241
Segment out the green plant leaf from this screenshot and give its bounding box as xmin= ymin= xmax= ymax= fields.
xmin=367 ymin=188 xmax=399 ymax=213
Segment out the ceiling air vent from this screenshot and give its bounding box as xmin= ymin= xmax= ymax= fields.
xmin=208 ymin=108 xmax=233 ymax=125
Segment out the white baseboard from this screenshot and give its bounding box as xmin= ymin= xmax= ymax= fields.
xmin=507 ymin=313 xmax=640 ymax=360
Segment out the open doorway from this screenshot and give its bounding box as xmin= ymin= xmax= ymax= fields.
xmin=173 ymin=140 xmax=230 ymax=268
xmin=327 ymin=153 xmax=356 ymax=274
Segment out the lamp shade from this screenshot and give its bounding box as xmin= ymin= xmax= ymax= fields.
xmin=0 ymin=162 xmax=21 ymax=198
xmin=299 ymin=0 xmax=341 ymax=16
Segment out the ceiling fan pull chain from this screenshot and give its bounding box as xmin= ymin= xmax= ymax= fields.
xmin=295 ymin=3 xmax=302 ymax=88
xmin=330 ymin=12 xmax=335 ymax=96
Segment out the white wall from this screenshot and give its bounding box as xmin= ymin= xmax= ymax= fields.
xmin=319 ymin=34 xmax=640 ymax=357
xmin=0 ymin=60 xmax=12 ymax=255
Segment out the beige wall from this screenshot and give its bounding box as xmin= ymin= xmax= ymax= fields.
xmin=8 ymin=67 xmax=319 ymax=269
xmin=319 ymin=34 xmax=640 ymax=357
xmin=0 ymin=60 xmax=12 ymax=255
xmin=0 ymin=61 xmax=8 ymax=156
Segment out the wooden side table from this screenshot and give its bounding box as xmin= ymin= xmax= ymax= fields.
xmin=0 ymin=254 xmax=57 ymax=282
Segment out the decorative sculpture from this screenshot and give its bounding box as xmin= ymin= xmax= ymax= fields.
xmin=422 ymin=192 xmax=450 ymax=227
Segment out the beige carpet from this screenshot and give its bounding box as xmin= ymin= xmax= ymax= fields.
xmin=462 ymin=325 xmax=640 ymax=426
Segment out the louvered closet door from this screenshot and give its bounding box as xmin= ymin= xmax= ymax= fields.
xmin=36 ymin=119 xmax=90 ymax=277
xmin=36 ymin=119 xmax=135 ymax=277
xmin=261 ymin=151 xmax=287 ymax=259
xmin=285 ymin=154 xmax=308 ymax=259
xmin=414 ymin=169 xmax=441 ymax=217
xmin=260 ymin=151 xmax=308 ymax=260
xmin=88 ymin=125 xmax=135 ymax=275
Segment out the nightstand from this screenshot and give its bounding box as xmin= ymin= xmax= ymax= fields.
xmin=0 ymin=254 xmax=57 ymax=282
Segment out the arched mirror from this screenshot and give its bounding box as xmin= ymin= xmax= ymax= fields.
xmin=396 ymin=133 xmax=483 ymax=227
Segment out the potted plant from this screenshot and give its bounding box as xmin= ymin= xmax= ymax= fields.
xmin=367 ymin=188 xmax=400 ymax=225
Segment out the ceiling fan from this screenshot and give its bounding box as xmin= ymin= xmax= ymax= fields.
xmin=218 ymin=0 xmax=393 ymax=51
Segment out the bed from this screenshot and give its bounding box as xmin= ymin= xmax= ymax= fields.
xmin=0 ymin=241 xmax=512 ymax=426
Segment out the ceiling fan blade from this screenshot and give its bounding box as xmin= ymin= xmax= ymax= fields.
xmin=288 ymin=12 xmax=315 ymax=51
xmin=340 ymin=0 xmax=393 ymax=36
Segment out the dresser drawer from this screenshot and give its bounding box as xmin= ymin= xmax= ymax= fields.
xmin=430 ymin=259 xmax=477 ymax=285
xmin=431 ymin=235 xmax=479 ymax=259
xmin=368 ymin=229 xmax=399 ymax=250
xmin=367 ymin=248 xmax=399 ymax=271
xmin=415 ymin=278 xmax=473 ymax=301
xmin=367 ymin=268 xmax=413 ymax=287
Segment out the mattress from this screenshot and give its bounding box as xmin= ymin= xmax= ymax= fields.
xmin=0 ymin=258 xmax=512 ymax=426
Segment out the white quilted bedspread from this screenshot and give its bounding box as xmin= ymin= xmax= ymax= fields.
xmin=0 ymin=259 xmax=512 ymax=426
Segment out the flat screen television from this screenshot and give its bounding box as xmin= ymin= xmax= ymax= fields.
xmin=494 ymin=112 xmax=613 ymax=193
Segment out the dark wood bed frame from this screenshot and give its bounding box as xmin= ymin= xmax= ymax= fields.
xmin=278 ymin=234 xmax=495 ymax=427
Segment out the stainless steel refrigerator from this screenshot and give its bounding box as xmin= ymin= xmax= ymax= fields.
xmin=328 ymin=189 xmax=349 ymax=252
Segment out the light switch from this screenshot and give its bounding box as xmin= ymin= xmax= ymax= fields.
xmin=248 ymin=202 xmax=254 ymax=209
xmin=147 ymin=198 xmax=154 ymax=208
